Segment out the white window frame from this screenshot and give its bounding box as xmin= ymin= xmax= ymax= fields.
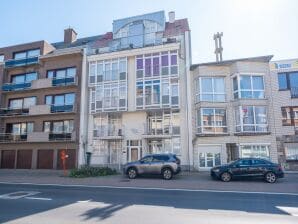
xmin=232 ymin=73 xmax=265 ymax=99
xmin=239 ymin=144 xmax=270 ymax=160
xmin=198 ymin=77 xmax=226 ymax=102
xmin=197 ymin=108 xmax=227 ymax=134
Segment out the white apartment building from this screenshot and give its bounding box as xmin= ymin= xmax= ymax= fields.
xmin=190 ymin=56 xmax=279 ymax=170
xmin=270 ymin=59 xmax=298 ymax=170
xmin=81 ymin=11 xmax=193 ymax=170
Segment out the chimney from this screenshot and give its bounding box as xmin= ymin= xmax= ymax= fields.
xmin=168 ymin=11 xmax=175 ymax=23
xmin=64 ymin=28 xmax=77 ymax=44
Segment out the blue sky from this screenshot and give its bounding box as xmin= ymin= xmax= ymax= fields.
xmin=0 ymin=0 xmax=297 ymax=63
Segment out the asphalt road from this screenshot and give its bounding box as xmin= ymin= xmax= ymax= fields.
xmin=0 ymin=183 xmax=297 ymax=224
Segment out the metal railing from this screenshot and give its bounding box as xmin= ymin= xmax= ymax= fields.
xmin=0 ymin=107 xmax=29 ymax=116
xmin=5 ymin=56 xmax=39 ymax=68
xmin=0 ymin=133 xmax=27 ymax=142
xmin=143 ymin=123 xmax=180 ymax=136
xmin=2 ymin=82 xmax=32 ymax=91
xmin=50 ymin=104 xmax=74 ymax=113
xmin=93 ymin=125 xmax=124 ymax=137
xmin=48 ymin=132 xmax=73 ymax=141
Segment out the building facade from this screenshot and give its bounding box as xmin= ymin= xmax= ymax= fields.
xmin=270 ymin=59 xmax=298 ymax=170
xmin=190 ymin=56 xmax=279 ymax=170
xmin=0 ymin=29 xmax=88 ymax=169
xmin=83 ymin=11 xmax=193 ymax=170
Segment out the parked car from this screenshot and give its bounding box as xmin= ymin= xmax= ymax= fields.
xmin=210 ymin=158 xmax=284 ymax=183
xmin=123 ymin=153 xmax=181 ymax=180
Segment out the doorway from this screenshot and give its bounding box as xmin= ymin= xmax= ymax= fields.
xmin=127 ymin=140 xmax=142 ymax=162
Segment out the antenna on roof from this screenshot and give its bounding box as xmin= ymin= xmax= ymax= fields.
xmin=214 ymin=32 xmax=223 ymax=62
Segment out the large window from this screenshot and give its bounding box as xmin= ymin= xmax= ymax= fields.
xmin=233 ymin=75 xmax=265 ymax=99
xmin=278 ymin=72 xmax=298 ymax=90
xmin=45 ymin=93 xmax=75 ymax=106
xmin=93 ymin=140 xmax=122 ymax=164
xmin=197 ymin=108 xmax=227 ymax=134
xmin=44 ymin=120 xmax=74 ymax=133
xmin=11 ymin=72 xmax=37 ymax=84
xmin=9 ymin=97 xmax=36 ymax=109
xmin=240 ymin=145 xmax=270 ymax=160
xmin=8 ymin=122 xmax=34 ymax=135
xmin=146 ymin=111 xmax=180 ymax=135
xmin=47 ymin=67 xmax=76 ymax=79
xmin=148 ymin=138 xmax=181 ymax=155
xmin=13 ymin=49 xmax=40 ymax=59
xmin=235 ymin=106 xmax=268 ymax=133
xmin=285 ymin=147 xmax=298 ymax=161
xmin=136 ymin=51 xmax=178 ymax=78
xmin=89 ymin=58 xmax=127 ymax=84
xmin=197 ymin=77 xmax=225 ymax=102
xmin=281 ymin=107 xmax=298 ymax=127
xmin=199 ymin=152 xmax=221 ymax=168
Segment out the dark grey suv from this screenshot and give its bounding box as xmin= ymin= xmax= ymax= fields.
xmin=123 ymin=154 xmax=181 ymax=180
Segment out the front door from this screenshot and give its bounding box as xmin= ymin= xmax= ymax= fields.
xmin=130 ymin=148 xmax=139 ymax=162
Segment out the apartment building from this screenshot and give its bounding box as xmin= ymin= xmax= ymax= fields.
xmin=270 ymin=59 xmax=298 ymax=170
xmin=82 ymin=11 xmax=193 ymax=170
xmin=190 ymin=56 xmax=279 ymax=170
xmin=0 ymin=29 xmax=91 ymax=169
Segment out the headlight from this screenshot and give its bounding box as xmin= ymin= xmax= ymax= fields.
xmin=212 ymin=168 xmax=220 ymax=172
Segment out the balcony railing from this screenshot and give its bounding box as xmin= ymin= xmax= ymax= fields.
xmin=50 ymin=104 xmax=74 ymax=113
xmin=52 ymin=77 xmax=76 ymax=86
xmin=5 ymin=56 xmax=39 ymax=68
xmin=291 ymin=87 xmax=298 ymax=98
xmin=0 ymin=133 xmax=27 ymax=142
xmin=93 ymin=125 xmax=124 ymax=138
xmin=0 ymin=108 xmax=29 ymax=116
xmin=2 ymin=82 xmax=32 ymax=91
xmin=143 ymin=124 xmax=180 ymax=136
xmin=49 ymin=132 xmax=74 ymax=141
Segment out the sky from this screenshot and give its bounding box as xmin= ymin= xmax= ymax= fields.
xmin=0 ymin=0 xmax=297 ymax=63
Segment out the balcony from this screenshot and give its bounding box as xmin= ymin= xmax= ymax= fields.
xmin=48 ymin=132 xmax=75 ymax=141
xmin=143 ymin=124 xmax=180 ymax=138
xmin=5 ymin=56 xmax=39 ymax=68
xmin=52 ymin=77 xmax=76 ymax=86
xmin=2 ymin=82 xmax=32 ymax=91
xmin=0 ymin=108 xmax=29 ymax=117
xmin=93 ymin=125 xmax=124 ymax=140
xmin=291 ymin=87 xmax=298 ymax=98
xmin=0 ymin=133 xmax=27 ymax=143
xmin=50 ymin=104 xmax=74 ymax=113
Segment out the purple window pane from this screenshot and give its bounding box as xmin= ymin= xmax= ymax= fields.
xmin=145 ymin=58 xmax=152 ymax=76
xmin=153 ymin=57 xmax=159 ymax=75
xmin=137 ymin=59 xmax=143 ymax=70
xmin=161 ymin=55 xmax=168 ymax=66
xmin=171 ymin=55 xmax=177 ymax=65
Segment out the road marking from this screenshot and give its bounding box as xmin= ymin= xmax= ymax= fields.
xmin=0 ymin=181 xmax=297 ymax=196
xmin=276 ymin=206 xmax=298 ymax=216
xmin=77 ymin=199 xmax=92 ymax=203
xmin=25 ymin=197 xmax=52 ymax=201
xmin=0 ymin=191 xmax=40 ymax=199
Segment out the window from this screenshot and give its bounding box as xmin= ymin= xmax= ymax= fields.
xmin=11 ymin=72 xmax=37 ymax=84
xmin=45 ymin=93 xmax=75 ymax=106
xmin=0 ymin=55 xmax=4 ymax=62
xmin=47 ymin=67 xmax=76 ymax=79
xmin=197 ymin=108 xmax=227 ymax=134
xmin=281 ymin=107 xmax=298 ymax=127
xmin=199 ymin=152 xmax=221 ymax=168
xmin=148 ymin=137 xmax=181 ymax=155
xmin=9 ymin=97 xmax=36 ymax=109
xmin=197 ymin=77 xmax=225 ymax=102
xmin=278 ymin=73 xmax=288 ymax=90
xmin=240 ymin=145 xmax=270 ymax=160
xmin=252 ymin=159 xmax=269 ymax=165
xmin=43 ymin=120 xmax=74 ymax=133
xmin=285 ymin=147 xmax=298 ymax=161
xmin=233 ymin=75 xmax=264 ymax=99
xmin=147 ymin=111 xmax=180 ymax=135
xmin=235 ymin=106 xmax=268 ymax=133
xmin=13 ymin=49 xmax=40 ymax=59
xmin=277 ymin=72 xmax=298 ymax=91
xmin=9 ymin=122 xmax=34 ymax=135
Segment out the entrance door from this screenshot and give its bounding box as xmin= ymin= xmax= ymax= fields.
xmin=131 ymin=148 xmax=139 ymax=161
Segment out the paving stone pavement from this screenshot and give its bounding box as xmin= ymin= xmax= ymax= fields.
xmin=0 ymin=169 xmax=297 ymax=194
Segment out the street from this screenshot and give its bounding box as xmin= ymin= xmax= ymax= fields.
xmin=0 ymin=183 xmax=297 ymax=224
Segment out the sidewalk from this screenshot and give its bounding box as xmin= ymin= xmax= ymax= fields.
xmin=0 ymin=169 xmax=297 ymax=194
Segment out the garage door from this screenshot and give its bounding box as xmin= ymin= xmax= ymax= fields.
xmin=1 ymin=150 xmax=16 ymax=168
xmin=17 ymin=150 xmax=32 ymax=169
xmin=57 ymin=149 xmax=76 ymax=170
xmin=37 ymin=150 xmax=53 ymax=169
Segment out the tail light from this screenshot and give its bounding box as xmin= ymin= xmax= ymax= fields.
xmin=175 ymin=158 xmax=181 ymax=165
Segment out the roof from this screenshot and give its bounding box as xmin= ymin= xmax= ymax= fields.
xmin=163 ymin=19 xmax=190 ymax=37
xmin=52 ymin=34 xmax=104 ymax=49
xmin=191 ymin=55 xmax=274 ymax=70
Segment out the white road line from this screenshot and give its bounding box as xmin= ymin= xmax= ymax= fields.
xmin=0 ymin=181 xmax=297 ymax=196
xmin=0 ymin=191 xmax=40 ymax=199
xmin=25 ymin=197 xmax=52 ymax=201
xmin=276 ymin=206 xmax=298 ymax=216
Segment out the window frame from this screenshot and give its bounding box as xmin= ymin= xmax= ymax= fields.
xmin=197 ymin=77 xmax=226 ymax=102
xmin=13 ymin=48 xmax=40 ymax=59
xmin=197 ymin=108 xmax=227 ymax=134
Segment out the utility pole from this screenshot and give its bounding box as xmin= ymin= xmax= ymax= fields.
xmin=214 ymin=32 xmax=223 ymax=62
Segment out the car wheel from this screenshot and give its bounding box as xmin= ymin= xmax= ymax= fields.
xmin=162 ymin=168 xmax=173 ymax=180
xmin=265 ymin=172 xmax=276 ymax=183
xmin=127 ymin=167 xmax=137 ymax=179
xmin=220 ymin=172 xmax=232 ymax=182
